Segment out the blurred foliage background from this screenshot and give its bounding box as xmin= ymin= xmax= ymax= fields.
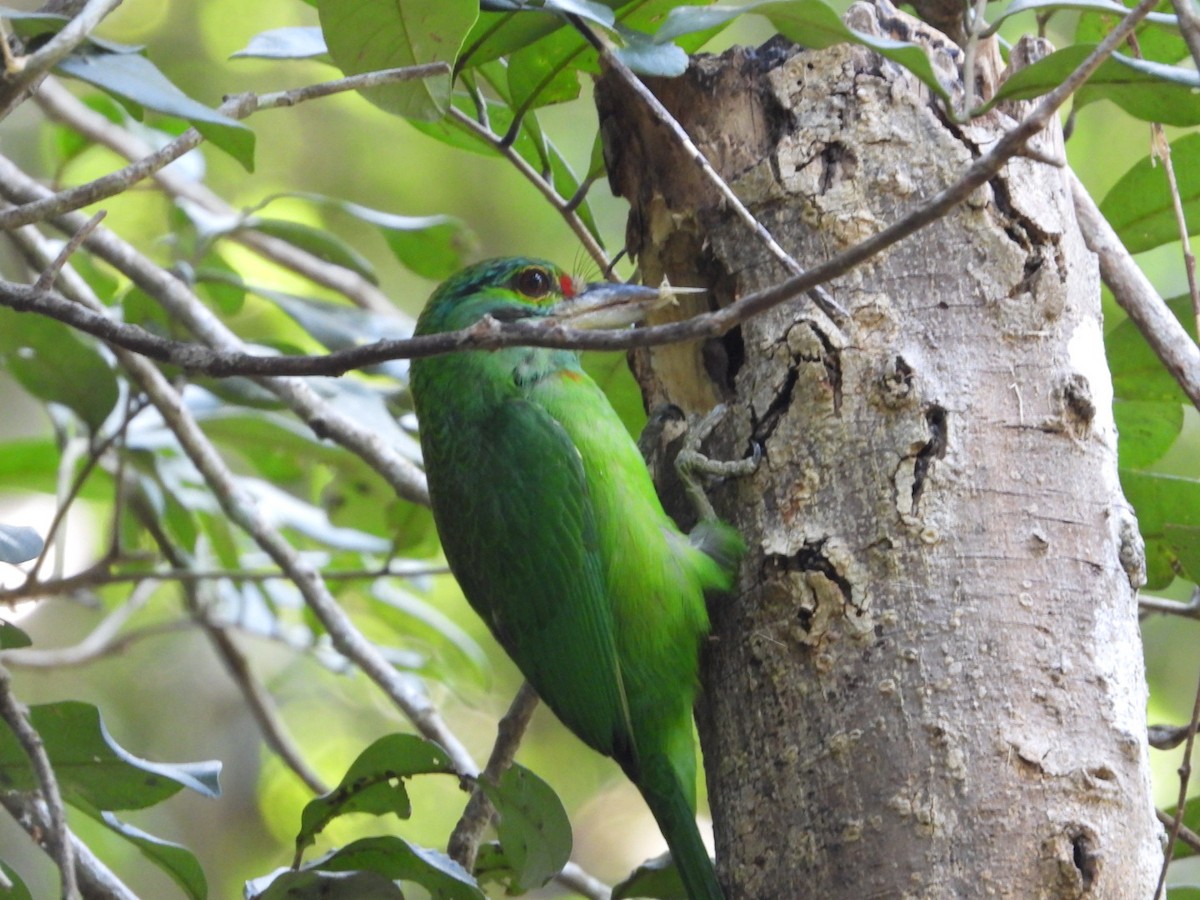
xmin=0 ymin=0 xmax=1197 ymax=897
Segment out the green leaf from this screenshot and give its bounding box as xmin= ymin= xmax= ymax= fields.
xmin=989 ymin=0 xmax=1181 ymax=35
xmin=334 ymin=203 xmax=475 ymax=280
xmin=294 ymin=734 xmax=455 ymax=860
xmin=0 ymin=525 xmax=42 ymax=565
xmin=316 ymin=0 xmax=478 ymax=120
xmin=480 ymin=763 xmax=572 ymax=892
xmin=249 ymin=218 xmax=378 ymax=283
xmin=1075 ymin=0 xmax=1188 ymax=66
xmin=0 ymin=621 xmax=32 ymax=651
xmin=302 ymin=837 xmax=484 ymax=899
xmin=1120 ymin=471 xmax=1200 ymax=588
xmin=0 ymin=859 xmax=32 ymax=900
xmin=231 ymin=27 xmax=329 ymax=61
xmin=985 ymin=44 xmax=1200 ymax=125
xmin=0 ymin=308 xmax=118 ymax=433
xmin=1099 ymin=133 xmax=1200 ymax=254
xmin=616 ymin=28 xmax=690 ymax=76
xmin=613 ymin=852 xmax=688 ymax=900
xmin=247 ymin=868 xmax=404 ymax=900
xmin=0 ymin=701 xmax=221 ymax=811
xmin=94 ymin=811 xmax=207 ymax=900
xmin=1107 ymin=295 xmax=1197 ymax=403
xmin=1167 ymin=888 xmax=1200 ymax=900
xmin=56 ymin=48 xmax=255 ymax=171
xmin=1113 ymin=399 xmax=1182 ymax=469
xmin=655 ymin=0 xmax=950 ymax=101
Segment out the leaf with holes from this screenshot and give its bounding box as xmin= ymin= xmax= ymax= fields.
xmin=294 ymin=734 xmax=455 ymax=861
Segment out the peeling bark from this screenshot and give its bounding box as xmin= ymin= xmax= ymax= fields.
xmin=597 ymin=5 xmax=1161 ymax=896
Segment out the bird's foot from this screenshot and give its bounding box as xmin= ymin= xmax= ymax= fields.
xmin=676 ymin=403 xmax=761 ymax=522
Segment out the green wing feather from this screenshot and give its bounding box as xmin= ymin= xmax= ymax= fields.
xmin=414 ymin=359 xmax=631 ymax=758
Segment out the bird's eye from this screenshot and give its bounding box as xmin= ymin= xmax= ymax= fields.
xmin=514 ymin=266 xmax=554 ymax=299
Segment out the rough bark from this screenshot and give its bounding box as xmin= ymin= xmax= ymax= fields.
xmin=597 ymin=5 xmax=1162 ymax=897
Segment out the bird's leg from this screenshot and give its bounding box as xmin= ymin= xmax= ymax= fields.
xmin=675 ymin=403 xmax=761 ymax=523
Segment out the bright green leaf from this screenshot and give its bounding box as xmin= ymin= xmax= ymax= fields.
xmin=481 ymin=763 xmax=572 ymax=892
xmin=989 ymin=0 xmax=1180 ymax=35
xmin=316 ymin=0 xmax=478 ymax=120
xmin=1120 ymin=471 xmax=1200 ymax=588
xmin=1113 ymin=400 xmax=1182 ymax=469
xmin=1107 ymin=295 xmax=1197 ymax=403
xmin=985 ymin=44 xmax=1200 ymax=126
xmin=56 ymin=48 xmax=255 ymax=171
xmin=0 ymin=701 xmax=221 ymax=812
xmin=294 ymin=734 xmax=454 ymax=860
xmin=0 ymin=525 xmax=42 ymax=566
xmin=1100 ymin=133 xmax=1200 ymax=254
xmin=0 ymin=859 xmax=32 ymax=900
xmin=94 ymin=811 xmax=207 ymax=900
xmin=0 ymin=620 xmax=32 ymax=651
xmin=0 ymin=308 xmax=118 ymax=433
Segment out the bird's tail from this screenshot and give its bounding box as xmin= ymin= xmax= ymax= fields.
xmin=638 ymin=753 xmax=725 ymax=900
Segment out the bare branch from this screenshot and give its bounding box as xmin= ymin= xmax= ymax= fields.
xmin=449 ymin=681 xmax=540 ymax=872
xmin=0 ymin=664 xmax=78 ymax=898
xmin=0 ymin=0 xmax=122 ymax=120
xmin=1070 ymin=170 xmax=1200 ymax=410
xmin=1154 ymin=663 xmax=1200 ymax=898
xmin=0 ymin=793 xmax=137 ymax=899
xmin=1169 ymin=0 xmax=1200 ymax=76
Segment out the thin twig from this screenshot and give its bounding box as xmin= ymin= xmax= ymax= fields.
xmin=1169 ymin=0 xmax=1200 ymax=77
xmin=1150 ymin=128 xmax=1200 ymax=340
xmin=448 ymin=682 xmax=540 ymax=872
xmin=0 ymin=664 xmax=79 ymax=898
xmin=0 ymin=64 xmax=448 ymax=233
xmin=31 ymin=210 xmax=104 ymax=290
xmin=1154 ymin=663 xmax=1200 ymax=898
xmin=0 ymin=558 xmax=446 ymax=605
xmin=448 ymin=107 xmax=610 ymax=273
xmin=1140 ymin=587 xmax=1200 ymax=620
xmin=1157 ymin=807 xmax=1200 ymax=856
xmin=4 ymin=621 xmax=194 ymax=669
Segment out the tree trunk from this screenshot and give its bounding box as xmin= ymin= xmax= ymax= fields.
xmin=597 ymin=5 xmax=1162 ymax=896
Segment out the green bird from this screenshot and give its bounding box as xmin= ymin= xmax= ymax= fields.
xmin=410 ymin=258 xmax=743 ymax=900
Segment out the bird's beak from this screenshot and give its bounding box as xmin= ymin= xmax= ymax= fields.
xmin=548 ymin=280 xmax=703 ymax=329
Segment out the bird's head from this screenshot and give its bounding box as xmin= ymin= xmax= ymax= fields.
xmin=415 ymin=257 xmax=666 ymax=336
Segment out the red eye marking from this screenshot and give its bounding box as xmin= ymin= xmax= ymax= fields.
xmin=559 ymin=274 xmax=577 ymax=298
